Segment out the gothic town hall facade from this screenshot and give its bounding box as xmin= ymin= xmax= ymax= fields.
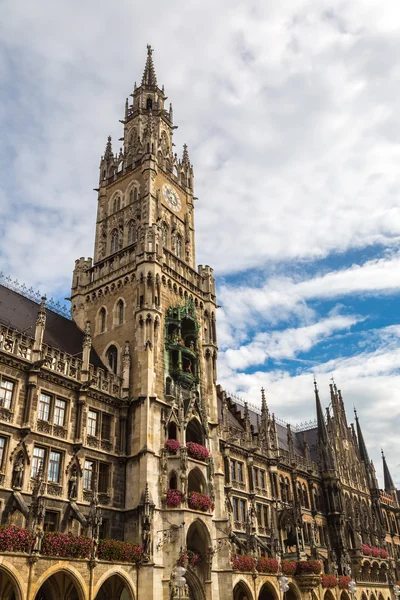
xmin=0 ymin=47 xmax=399 ymax=600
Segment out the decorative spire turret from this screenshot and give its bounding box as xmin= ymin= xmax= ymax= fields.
xmin=314 ymin=378 xmax=335 ymax=471
xmin=142 ymin=44 xmax=158 ymax=88
xmin=182 ymin=144 xmax=190 ymax=167
xmin=354 ymin=409 xmax=370 ymax=464
xmin=382 ymin=449 xmax=396 ymax=493
xmin=104 ymin=135 xmax=113 ymax=161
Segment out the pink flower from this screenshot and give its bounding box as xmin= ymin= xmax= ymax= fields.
xmin=282 ymin=561 xmax=297 ymax=576
xmin=186 ymin=442 xmax=210 ymax=461
xmin=187 ymin=491 xmax=214 ymax=512
xmin=295 ymin=560 xmax=322 ymax=575
xmin=339 ymin=576 xmax=351 ymax=590
xmin=257 ymin=557 xmax=279 ymax=574
xmin=322 ymin=575 xmax=338 ymax=588
xmin=165 ymin=439 xmax=181 ymax=453
xmin=232 ymin=554 xmax=256 ymax=572
xmin=166 ymin=489 xmax=183 ymax=507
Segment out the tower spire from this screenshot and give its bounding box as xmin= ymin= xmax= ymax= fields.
xmin=142 ymin=44 xmax=158 ymax=88
xmin=354 ymin=408 xmax=370 ymax=464
xmin=381 ymin=449 xmax=396 ymax=492
xmin=314 ymin=378 xmax=335 ymax=470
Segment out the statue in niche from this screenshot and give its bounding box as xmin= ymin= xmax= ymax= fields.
xmin=12 ymin=455 xmax=24 ymax=489
xmin=142 ymin=513 xmax=151 ymax=561
xmin=68 ymin=466 xmax=78 ymax=499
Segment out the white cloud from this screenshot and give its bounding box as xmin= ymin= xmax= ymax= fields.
xmin=222 ymin=313 xmax=360 ymax=370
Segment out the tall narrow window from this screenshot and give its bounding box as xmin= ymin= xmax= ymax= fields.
xmin=53 ymin=399 xmax=66 ymax=426
xmin=110 ymin=229 xmax=119 ymax=254
xmin=146 ymin=97 xmax=152 ymax=110
xmin=176 ymin=235 xmax=182 ymax=259
xmin=87 ymin=410 xmax=98 ymax=437
xmin=43 ymin=511 xmax=59 ymax=532
xmin=113 ymin=196 xmax=121 ymax=212
xmin=237 ymin=462 xmax=244 ymax=483
xmin=83 ymin=460 xmax=94 ymax=490
xmin=239 ymin=499 xmax=247 ymax=522
xmin=230 ymin=460 xmax=236 ymax=482
xmin=38 ymin=393 xmax=51 ymax=421
xmin=117 ymin=300 xmax=124 ymax=325
xmin=99 ymin=308 xmax=106 ymax=333
xmin=48 ymin=451 xmax=61 ymax=483
xmin=232 ymin=498 xmax=239 ymax=521
xmin=101 ymin=414 xmax=112 ymax=440
xmin=32 ymin=446 xmax=45 ymax=478
xmin=98 ymin=463 xmax=109 ymax=493
xmin=0 ymin=379 xmax=14 ymax=409
xmin=0 ymin=437 xmax=5 ymax=468
xmin=162 ymin=224 xmax=168 ymax=247
xmin=107 ymin=345 xmax=118 ymax=374
xmin=128 ymin=220 xmax=136 ymax=244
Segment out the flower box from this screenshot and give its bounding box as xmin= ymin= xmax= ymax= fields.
xmin=188 ymin=491 xmax=214 ymax=512
xmin=0 ymin=525 xmax=35 ymax=553
xmin=232 ymin=554 xmax=256 ymax=572
xmin=97 ymin=539 xmax=143 ymax=563
xmin=321 ymin=575 xmax=338 ymax=589
xmin=166 ymin=489 xmax=183 ymax=507
xmin=339 ymin=576 xmax=351 ymax=590
xmin=371 ymin=546 xmax=380 ymax=558
xmin=165 ymin=439 xmax=181 ymax=453
xmin=282 ymin=561 xmax=297 ymax=576
xmin=362 ymin=544 xmax=371 ymax=556
xmin=379 ymin=549 xmax=388 ymax=559
xmin=186 ymin=442 xmax=210 ymax=461
xmin=178 ymin=550 xmax=201 ymax=568
xmin=41 ymin=532 xmax=92 ymax=558
xmin=257 ymin=557 xmax=279 ymax=574
xmin=295 ymin=560 xmax=322 ymax=575
xmin=295 ymin=575 xmax=321 ymax=591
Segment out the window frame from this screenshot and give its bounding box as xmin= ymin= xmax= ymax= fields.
xmin=31 ymin=446 xmax=46 ymax=478
xmin=43 ymin=510 xmax=59 ymax=533
xmin=48 ymin=450 xmax=61 ymax=483
xmin=0 ymin=378 xmax=15 ymax=410
xmin=53 ymin=398 xmax=66 ymax=427
xmin=0 ymin=436 xmax=6 ymax=469
xmin=83 ymin=459 xmax=95 ymax=490
xmin=87 ymin=410 xmax=99 ymax=437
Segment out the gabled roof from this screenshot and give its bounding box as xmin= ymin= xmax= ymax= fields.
xmin=0 ymin=284 xmax=103 ymax=368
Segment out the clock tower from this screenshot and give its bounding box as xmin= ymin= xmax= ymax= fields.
xmin=70 ymin=46 xmax=223 ymax=598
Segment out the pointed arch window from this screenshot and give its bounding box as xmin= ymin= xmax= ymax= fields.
xmin=113 ymin=195 xmax=121 ymax=213
xmin=110 ymin=229 xmax=119 ymax=254
xmin=129 ymin=187 xmax=138 ymax=203
xmin=176 ymin=234 xmax=182 ymax=259
xmin=99 ymin=308 xmax=106 ymax=333
xmin=106 ymin=345 xmax=118 ymax=374
xmin=162 ymin=223 xmax=168 ymax=247
xmin=117 ymin=300 xmax=124 ymax=325
xmin=146 ymin=97 xmax=153 ymax=110
xmin=128 ymin=220 xmax=136 ymax=245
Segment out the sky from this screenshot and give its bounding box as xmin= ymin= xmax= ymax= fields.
xmin=1 ymin=0 xmax=400 ymax=485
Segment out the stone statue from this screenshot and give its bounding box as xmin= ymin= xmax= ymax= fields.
xmin=68 ymin=467 xmax=78 ymax=499
xmin=32 ymin=527 xmax=44 ymax=554
xmin=12 ymin=455 xmax=24 ymax=489
xmin=142 ymin=514 xmax=151 ymax=560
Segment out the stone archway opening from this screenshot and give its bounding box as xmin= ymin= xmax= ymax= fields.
xmin=233 ymin=580 xmax=253 ymax=600
xmin=185 ymin=519 xmax=211 ymax=588
xmin=95 ymin=574 xmax=134 ymax=600
xmin=258 ymin=582 xmax=278 ymax=600
xmin=34 ymin=571 xmax=81 ymax=600
xmin=0 ymin=568 xmax=20 ymax=600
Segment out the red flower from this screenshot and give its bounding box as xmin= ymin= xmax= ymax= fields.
xmin=186 ymin=442 xmax=210 ymax=461
xmin=321 ymin=575 xmax=338 ymax=588
xmin=257 ymin=557 xmax=279 ymax=574
xmin=97 ymin=539 xmax=143 ymax=563
xmin=187 ymin=491 xmax=214 ymax=512
xmin=339 ymin=576 xmax=351 ymax=590
xmin=232 ymin=554 xmax=256 ymax=572
xmin=165 ymin=439 xmax=181 ymax=453
xmin=282 ymin=561 xmax=297 ymax=576
xmin=166 ymin=488 xmax=183 ymax=507
xmin=362 ymin=544 xmax=371 ymax=556
xmin=295 ymin=560 xmax=322 ymax=575
xmin=379 ymin=549 xmax=388 ymax=559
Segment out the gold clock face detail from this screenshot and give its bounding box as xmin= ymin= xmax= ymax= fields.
xmin=162 ymin=183 xmax=182 ymax=212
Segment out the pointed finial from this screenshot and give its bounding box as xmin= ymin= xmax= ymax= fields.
xmin=182 ymin=143 xmax=190 ymax=166
xmin=354 ymin=407 xmax=358 ymax=420
xmin=104 ymin=135 xmax=113 ymax=161
xmin=142 ymin=44 xmax=158 ymax=87
xmin=313 ymin=376 xmax=318 ymax=393
xmin=40 ymin=296 xmax=46 ymax=311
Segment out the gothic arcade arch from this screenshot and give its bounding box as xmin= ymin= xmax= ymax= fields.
xmin=324 ymin=591 xmax=336 ymax=600
xmin=184 ymin=568 xmax=206 ymax=600
xmin=258 ymin=580 xmax=279 ymax=600
xmin=32 ymin=565 xmax=86 ymax=600
xmin=0 ymin=562 xmax=23 ymax=600
xmin=233 ymin=580 xmax=254 ymax=600
xmin=341 ymin=591 xmax=351 ymax=600
xmin=94 ymin=571 xmax=135 ymax=600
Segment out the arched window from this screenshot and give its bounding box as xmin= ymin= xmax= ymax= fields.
xmin=129 ymin=187 xmax=138 ymax=203
xmin=280 ymin=476 xmax=286 ymax=502
xmin=99 ymin=307 xmax=106 ymax=333
xmin=113 ymin=195 xmax=121 ymax=213
xmin=107 ymin=345 xmax=118 ymax=374
xmin=169 ymin=472 xmax=177 ymax=490
xmin=176 ymin=234 xmax=182 ymax=259
xmin=127 ymin=220 xmax=136 ymax=245
xmin=117 ymin=300 xmax=124 ymax=325
xmin=110 ymin=229 xmax=119 ymax=254
xmin=303 ymin=484 xmax=310 ymax=509
xmin=162 ymin=223 xmax=168 ymax=247
xmin=146 ymin=97 xmax=152 ymax=110
xmin=168 ymin=421 xmax=177 ymax=440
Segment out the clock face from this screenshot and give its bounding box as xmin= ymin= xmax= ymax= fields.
xmin=162 ymin=183 xmax=182 ymax=212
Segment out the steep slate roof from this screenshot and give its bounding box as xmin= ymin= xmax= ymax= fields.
xmin=0 ymin=285 xmax=104 ymax=368
xmin=218 ymin=394 xmax=318 ymax=461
